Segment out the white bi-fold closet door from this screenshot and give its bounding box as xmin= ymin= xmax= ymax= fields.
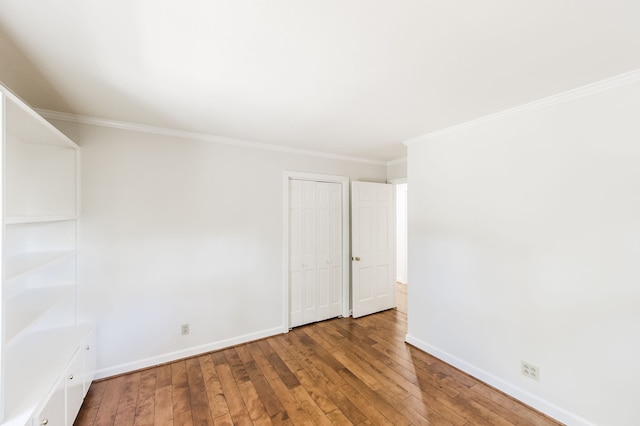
xmin=289 ymin=179 xmax=343 ymax=327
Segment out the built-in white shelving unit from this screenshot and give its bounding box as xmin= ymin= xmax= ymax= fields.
xmin=1 ymin=85 xmax=95 ymax=426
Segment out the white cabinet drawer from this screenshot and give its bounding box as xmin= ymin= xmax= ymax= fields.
xmin=65 ymin=349 xmax=84 ymax=424
xmin=82 ymin=328 xmax=97 ymax=396
xmin=32 ymin=378 xmax=65 ymax=426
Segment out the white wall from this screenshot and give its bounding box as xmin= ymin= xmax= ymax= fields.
xmin=406 ymin=73 xmax=640 ymax=426
xmin=386 ymin=158 xmax=407 ymax=181
xmin=52 ymin=120 xmax=387 ymax=377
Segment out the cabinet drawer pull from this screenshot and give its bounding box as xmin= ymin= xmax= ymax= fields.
xmin=41 ymin=419 xmax=49 ymax=425
xmin=69 ymin=374 xmax=74 ymax=380
xmin=86 ymin=345 xmax=91 ymax=350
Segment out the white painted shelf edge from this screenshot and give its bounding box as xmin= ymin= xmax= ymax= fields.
xmin=3 ymin=88 xmax=78 ymax=150
xmin=4 ymin=285 xmax=76 ymax=343
xmin=1 ymin=86 xmax=84 ymax=426
xmin=2 ymin=324 xmax=94 ymax=425
xmin=4 ymin=250 xmax=77 ymax=281
xmin=5 ymin=216 xmax=77 ymax=225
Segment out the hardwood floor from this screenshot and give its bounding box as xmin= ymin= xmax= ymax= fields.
xmin=75 ymin=292 xmax=560 ymax=426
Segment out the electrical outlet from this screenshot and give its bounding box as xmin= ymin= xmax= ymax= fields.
xmin=521 ymin=361 xmax=539 ymax=381
xmin=181 ymin=323 xmax=190 ymax=335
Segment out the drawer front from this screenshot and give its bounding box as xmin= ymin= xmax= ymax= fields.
xmin=66 ymin=348 xmax=84 ymax=424
xmin=33 ymin=377 xmax=65 ymax=426
xmin=82 ymin=327 xmax=97 ymax=396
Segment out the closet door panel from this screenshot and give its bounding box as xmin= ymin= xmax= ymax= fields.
xmin=316 ymin=183 xmax=334 ymax=321
xmin=301 ymin=181 xmax=317 ymax=324
xmin=328 ymin=183 xmax=343 ymax=315
xmin=289 ymin=179 xmax=343 ymax=327
xmin=288 ymin=180 xmax=303 ymax=327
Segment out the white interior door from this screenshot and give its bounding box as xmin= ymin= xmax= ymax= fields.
xmin=301 ymin=180 xmax=318 ymax=324
xmin=315 ymin=182 xmax=343 ymax=321
xmin=351 ymin=181 xmax=395 ymax=318
xmin=289 ymin=179 xmax=342 ymax=327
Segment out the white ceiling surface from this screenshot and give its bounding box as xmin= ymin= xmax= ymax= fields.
xmin=1 ymin=1 xmax=639 ymax=162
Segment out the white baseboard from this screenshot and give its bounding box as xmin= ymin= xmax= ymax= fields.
xmin=404 ymin=334 xmax=595 ymax=426
xmin=95 ymin=326 xmax=286 ymax=379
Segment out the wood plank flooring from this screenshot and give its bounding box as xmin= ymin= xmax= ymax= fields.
xmin=75 ymin=287 xmax=561 ymax=426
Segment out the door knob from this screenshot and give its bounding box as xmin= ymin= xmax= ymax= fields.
xmin=352 ymin=256 xmax=361 ymax=261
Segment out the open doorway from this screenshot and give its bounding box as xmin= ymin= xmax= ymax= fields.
xmin=389 ymin=179 xmax=408 ymax=314
xmin=396 ymin=182 xmax=408 ymax=285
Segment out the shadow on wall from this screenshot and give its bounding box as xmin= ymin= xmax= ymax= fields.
xmin=0 ymin=28 xmax=73 ymax=112
xmin=0 ymin=27 xmax=182 ymax=137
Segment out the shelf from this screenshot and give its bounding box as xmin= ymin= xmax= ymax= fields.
xmin=4 ymin=286 xmax=76 ymax=343
xmin=3 ymin=324 xmax=93 ymax=426
xmin=5 ymin=216 xmax=77 ymax=225
xmin=5 ymin=135 xmax=78 ymax=219
xmin=4 ymin=250 xmax=76 ymax=281
xmin=4 ymin=91 xmax=78 ymax=149
xmin=1 ymin=86 xmax=84 ymax=426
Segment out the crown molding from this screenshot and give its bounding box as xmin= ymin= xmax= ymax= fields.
xmin=386 ymin=157 xmax=407 ymax=166
xmin=404 ymin=69 xmax=640 ymax=146
xmin=36 ymin=109 xmax=388 ymax=166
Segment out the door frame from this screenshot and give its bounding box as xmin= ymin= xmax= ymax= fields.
xmin=282 ymin=171 xmax=350 ymax=330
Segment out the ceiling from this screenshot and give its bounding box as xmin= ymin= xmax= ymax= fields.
xmin=1 ymin=1 xmax=639 ymax=162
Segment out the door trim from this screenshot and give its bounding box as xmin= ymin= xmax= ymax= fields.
xmin=283 ymin=171 xmax=350 ymax=331
xmin=387 ymin=177 xmax=407 ymax=185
